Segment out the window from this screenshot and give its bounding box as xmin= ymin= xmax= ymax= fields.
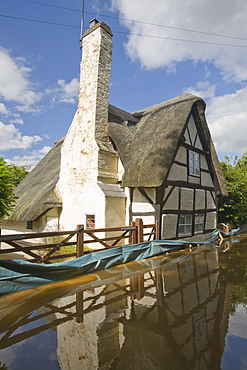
xmin=189 ymin=150 xmax=200 ymax=176
xmin=194 ymin=214 xmax=204 ymax=233
xmin=86 ymin=214 xmax=95 ymax=229
xmin=178 ymin=215 xmax=192 ymax=235
xmin=26 ymin=221 xmax=33 ymax=229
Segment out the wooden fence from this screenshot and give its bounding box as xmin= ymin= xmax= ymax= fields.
xmin=0 ymin=218 xmax=159 ymax=264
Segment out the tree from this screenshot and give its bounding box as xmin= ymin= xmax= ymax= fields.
xmin=218 ymin=152 xmax=247 ymax=224
xmin=7 ymin=163 xmax=30 ymax=187
xmin=0 ymin=158 xmax=29 ymax=219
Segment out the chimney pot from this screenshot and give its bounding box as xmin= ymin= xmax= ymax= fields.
xmin=89 ymin=18 xmax=99 ymax=27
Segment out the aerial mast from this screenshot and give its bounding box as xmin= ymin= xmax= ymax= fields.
xmin=80 ymin=0 xmax=85 ymax=39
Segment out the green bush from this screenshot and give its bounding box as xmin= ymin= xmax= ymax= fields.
xmin=219 ymin=153 xmax=247 ymax=224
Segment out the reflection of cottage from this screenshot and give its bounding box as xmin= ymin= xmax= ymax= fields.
xmin=53 ymin=246 xmax=227 ymax=369
xmin=3 ymin=19 xmax=227 ymax=240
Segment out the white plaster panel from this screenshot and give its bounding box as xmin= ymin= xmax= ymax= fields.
xmin=206 ymin=191 xmax=216 ymax=209
xmin=184 ymin=129 xmax=190 ymax=145
xmin=180 ymin=188 xmax=194 ymax=210
xmin=163 ymin=187 xmax=179 ymax=210
xmin=201 ymin=172 xmax=214 ymax=187
xmin=195 ymin=189 xmax=205 ymax=210
xmin=132 ymin=202 xmax=155 ymax=213
xmin=200 ymin=156 xmax=209 ymax=170
xmin=133 ymin=215 xmax=155 ymax=226
xmin=187 ymin=115 xmax=197 ymax=146
xmin=188 ymin=175 xmax=200 ymax=184
xmin=105 ymin=197 xmax=126 ymax=228
xmin=195 ymin=135 xmax=203 ymax=150
xmin=205 ymin=212 xmax=217 ymax=230
xmin=162 ymin=214 xmax=178 ymax=239
xmin=132 ymin=188 xmax=155 ymax=213
xmin=133 ymin=188 xmax=155 ymax=203
xmin=175 ymin=146 xmax=187 ymax=164
xmin=167 ymin=163 xmax=187 ymax=182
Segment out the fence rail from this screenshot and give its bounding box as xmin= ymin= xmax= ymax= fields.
xmin=0 ymin=218 xmax=158 ymax=263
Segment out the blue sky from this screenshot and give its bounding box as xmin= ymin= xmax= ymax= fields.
xmin=1 ymin=0 xmax=247 ymax=168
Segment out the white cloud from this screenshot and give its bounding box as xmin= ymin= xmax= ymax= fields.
xmin=0 ymin=47 xmax=41 ymax=112
xmin=46 ymin=78 xmax=79 ymax=105
xmin=57 ymin=78 xmax=79 ymax=103
xmin=0 ymin=103 xmax=8 ymax=115
xmin=183 ymin=81 xmax=215 ymax=99
xmin=6 ymin=146 xmax=51 ymax=168
xmin=111 ymin=0 xmax=247 ymax=81
xmin=206 ymin=87 xmax=247 ymax=155
xmin=9 ymin=117 xmax=24 ymax=125
xmin=0 ymin=121 xmax=42 ymax=151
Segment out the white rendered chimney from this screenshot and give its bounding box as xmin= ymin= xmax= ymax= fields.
xmin=56 ymin=21 xmax=115 ymax=229
xmin=78 ymin=20 xmax=113 ymax=143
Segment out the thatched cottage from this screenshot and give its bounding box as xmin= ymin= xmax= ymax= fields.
xmin=3 ymin=20 xmax=227 ymax=240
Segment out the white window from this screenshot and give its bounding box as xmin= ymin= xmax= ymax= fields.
xmin=194 ymin=214 xmax=204 ymax=233
xmin=86 ymin=214 xmax=95 ymax=229
xmin=189 ymin=150 xmax=200 ymax=176
xmin=178 ymin=214 xmax=192 ymax=235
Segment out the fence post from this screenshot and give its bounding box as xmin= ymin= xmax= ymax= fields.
xmin=76 ymin=292 xmax=84 ymax=323
xmin=130 ymin=221 xmax=137 ymax=245
xmin=136 ymin=218 xmax=144 ymax=243
xmin=76 ymin=224 xmax=84 ymax=258
xmin=155 ymin=219 xmax=159 ymax=240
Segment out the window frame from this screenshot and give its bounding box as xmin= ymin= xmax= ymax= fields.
xmin=85 ymin=214 xmax=95 ymax=229
xmin=178 ymin=214 xmax=192 ymax=236
xmin=189 ymin=150 xmax=200 ymax=177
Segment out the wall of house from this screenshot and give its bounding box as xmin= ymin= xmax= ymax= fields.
xmin=33 ymin=207 xmax=61 ymax=232
xmin=130 ymin=188 xmax=156 ymax=239
xmin=161 ymin=113 xmax=217 ymax=240
xmin=1 ymin=220 xmax=27 ymax=234
xmin=126 ymin=113 xmax=218 ymax=241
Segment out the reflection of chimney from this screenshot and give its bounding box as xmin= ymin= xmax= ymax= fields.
xmin=78 ymin=20 xmax=113 ymax=143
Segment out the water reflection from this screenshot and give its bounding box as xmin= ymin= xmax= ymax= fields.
xmin=0 ymin=237 xmax=246 ymax=370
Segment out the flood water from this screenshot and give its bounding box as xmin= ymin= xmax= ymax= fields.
xmin=0 ymin=235 xmax=246 ymax=370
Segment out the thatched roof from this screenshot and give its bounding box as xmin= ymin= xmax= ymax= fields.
xmin=108 ymin=93 xmax=227 ymax=195
xmin=8 ymin=137 xmax=63 ymax=221
xmin=8 ymin=94 xmax=227 ymax=221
